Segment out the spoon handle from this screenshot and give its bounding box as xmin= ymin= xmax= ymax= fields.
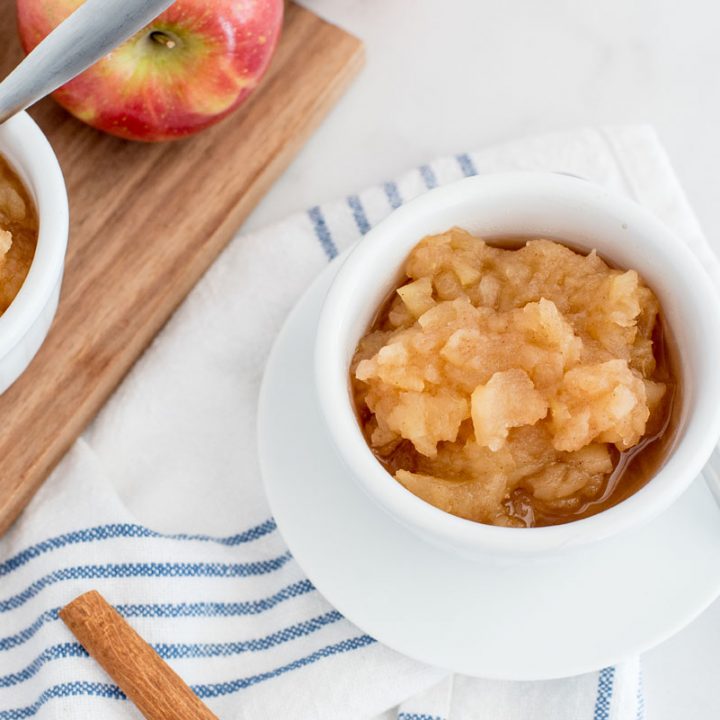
xmin=0 ymin=0 xmax=176 ymax=124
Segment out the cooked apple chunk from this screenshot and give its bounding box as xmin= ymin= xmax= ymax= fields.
xmin=471 ymin=369 xmax=548 ymax=451
xmin=397 ymin=276 xmax=435 ymax=318
xmin=0 ymin=229 xmax=12 ymax=260
xmin=0 ymin=185 xmax=25 ymax=223
xmin=551 ymin=359 xmax=654 ymax=452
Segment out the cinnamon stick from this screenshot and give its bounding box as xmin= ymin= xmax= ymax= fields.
xmin=60 ymin=590 xmax=218 ymax=720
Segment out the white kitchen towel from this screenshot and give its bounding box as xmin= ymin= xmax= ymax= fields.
xmin=0 ymin=124 xmax=707 ymax=720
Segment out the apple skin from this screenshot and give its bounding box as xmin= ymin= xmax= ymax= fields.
xmin=16 ymin=0 xmax=284 ymax=141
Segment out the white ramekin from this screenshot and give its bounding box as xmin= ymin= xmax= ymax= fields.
xmin=0 ymin=111 xmax=68 ymax=393
xmin=315 ymin=172 xmax=720 ymax=559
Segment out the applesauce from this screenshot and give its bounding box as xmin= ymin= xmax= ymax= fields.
xmin=350 ymin=229 xmax=677 ymax=528
xmin=0 ymin=155 xmax=37 ymax=313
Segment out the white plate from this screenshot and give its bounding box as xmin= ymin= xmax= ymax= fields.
xmin=257 ymin=258 xmax=720 ymax=681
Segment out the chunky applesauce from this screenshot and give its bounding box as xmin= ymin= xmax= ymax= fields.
xmin=351 ymin=229 xmax=677 ymax=527
xmin=0 ymin=156 xmax=37 ymax=313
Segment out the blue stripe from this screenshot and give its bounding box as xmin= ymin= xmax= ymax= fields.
xmin=636 ymin=668 xmax=645 ymax=720
xmin=192 ymin=634 xmax=375 ymax=698
xmin=307 ymin=206 xmax=338 ymax=260
xmin=456 ymin=153 xmax=478 ymax=177
xmin=0 ymin=635 xmax=374 ymax=718
xmin=383 ymin=181 xmax=403 ymax=209
xmin=419 ymin=164 xmax=438 ymax=189
xmin=0 ymin=553 xmax=292 ymax=613
xmin=0 ymin=681 xmax=125 ymax=720
xmin=398 ymin=714 xmax=444 ymax=720
xmin=156 ymin=610 xmax=343 ymax=659
xmin=593 ymin=666 xmax=615 ymax=720
xmin=114 ymin=579 xmax=315 ymax=619
xmin=0 ymin=610 xmax=343 ymax=688
xmin=0 ymin=644 xmax=86 ymax=688
xmin=347 ymin=195 xmax=371 ymax=235
xmin=0 ymin=519 xmax=276 ymax=578
xmin=0 ymin=579 xmax=315 ymax=652
xmin=0 ymin=609 xmax=59 ymax=652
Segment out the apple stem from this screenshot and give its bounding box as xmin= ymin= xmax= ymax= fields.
xmin=149 ymin=31 xmax=177 ymax=49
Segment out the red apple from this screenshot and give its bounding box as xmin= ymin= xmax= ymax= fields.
xmin=16 ymin=0 xmax=284 ymax=141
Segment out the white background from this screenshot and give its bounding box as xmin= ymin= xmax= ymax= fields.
xmin=243 ymin=1 xmax=720 ymax=718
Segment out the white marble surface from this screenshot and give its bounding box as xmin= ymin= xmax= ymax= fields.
xmin=241 ymin=1 xmax=720 ymax=718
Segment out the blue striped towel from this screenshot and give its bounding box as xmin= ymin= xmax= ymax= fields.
xmin=1 ymin=125 xmax=711 ymax=719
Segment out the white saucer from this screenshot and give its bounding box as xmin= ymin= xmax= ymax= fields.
xmin=257 ymin=258 xmax=720 ymax=681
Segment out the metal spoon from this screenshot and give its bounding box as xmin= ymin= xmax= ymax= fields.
xmin=0 ymin=0 xmax=176 ymax=125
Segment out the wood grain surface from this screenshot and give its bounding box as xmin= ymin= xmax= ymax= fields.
xmin=61 ymin=590 xmax=218 ymax=720
xmin=0 ymin=3 xmax=363 ymax=535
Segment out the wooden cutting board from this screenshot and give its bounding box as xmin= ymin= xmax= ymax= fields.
xmin=0 ymin=3 xmax=363 ymax=536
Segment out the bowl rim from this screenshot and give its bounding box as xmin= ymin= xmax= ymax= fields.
xmin=0 ymin=111 xmax=68 ymax=359
xmin=315 ymin=171 xmax=720 ymax=555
